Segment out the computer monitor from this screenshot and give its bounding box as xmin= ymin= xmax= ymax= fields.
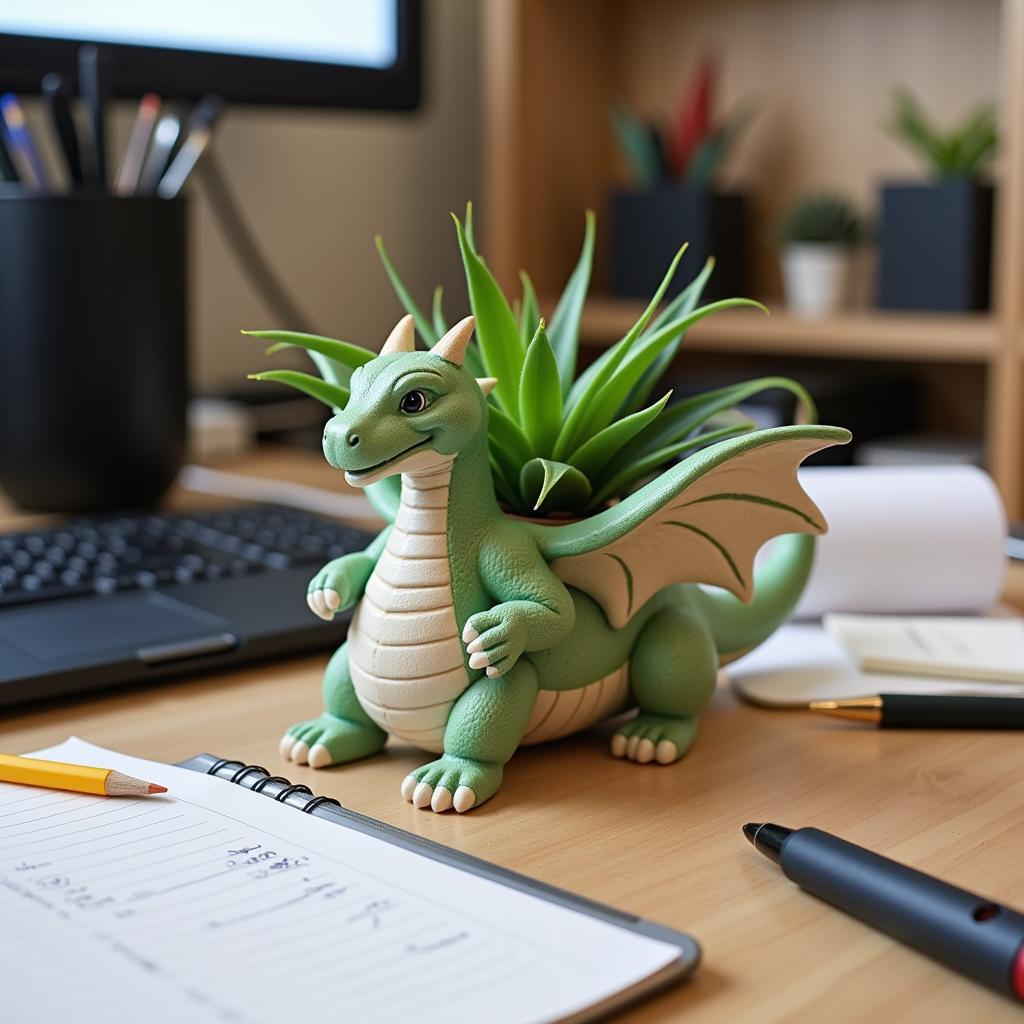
xmin=0 ymin=0 xmax=421 ymax=109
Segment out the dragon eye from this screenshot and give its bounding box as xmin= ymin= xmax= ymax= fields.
xmin=400 ymin=389 xmax=429 ymax=414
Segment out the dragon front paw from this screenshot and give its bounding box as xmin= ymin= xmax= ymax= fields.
xmin=462 ymin=610 xmax=526 ymax=679
xmin=306 ymin=556 xmax=365 ymax=620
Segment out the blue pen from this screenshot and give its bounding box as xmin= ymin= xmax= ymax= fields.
xmin=0 ymin=94 xmax=48 ymax=190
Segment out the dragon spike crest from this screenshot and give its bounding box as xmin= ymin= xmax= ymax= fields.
xmin=380 ymin=314 xmax=415 ymax=355
xmin=433 ymin=316 xmax=475 ymax=366
xmin=476 ymin=377 xmax=498 ymax=396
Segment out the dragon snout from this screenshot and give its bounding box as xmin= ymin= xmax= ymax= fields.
xmin=323 ymin=416 xmax=360 ymax=469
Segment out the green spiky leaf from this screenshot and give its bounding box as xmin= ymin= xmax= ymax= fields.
xmin=587 ymin=421 xmax=755 ymax=510
xmin=519 ymin=271 xmax=540 ymax=345
xmin=568 ymin=391 xmax=671 ymax=482
xmin=453 ymin=213 xmax=524 ymax=413
xmin=375 ymin=235 xmax=438 ymax=344
xmin=487 ymin=402 xmax=535 ymax=473
xmin=465 ymin=200 xmax=477 ymax=251
xmin=245 ymin=329 xmax=374 ymax=392
xmin=597 ymin=376 xmax=814 ymax=495
xmin=246 ymin=330 xmax=374 ymax=371
xmin=247 ymin=370 xmax=349 ymax=412
xmin=621 ymin=256 xmax=715 ymax=414
xmin=520 ymin=458 xmax=592 ymax=513
xmin=431 ymin=286 xmax=448 ymax=339
xmin=565 ymin=243 xmax=688 ymax=417
xmin=547 ymin=210 xmax=595 ymax=390
xmin=518 ymin=321 xmax=562 ymax=456
xmin=556 ymin=297 xmax=765 ymax=459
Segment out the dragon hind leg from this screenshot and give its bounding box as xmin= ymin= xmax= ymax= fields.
xmin=402 ymin=656 xmax=539 ymax=813
xmin=613 ymin=606 xmax=717 ymax=765
xmin=280 ymin=642 xmax=387 ymax=768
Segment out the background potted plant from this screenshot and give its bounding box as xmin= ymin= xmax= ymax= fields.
xmin=611 ymin=55 xmax=753 ymax=303
xmin=778 ymin=193 xmax=863 ymax=318
xmin=877 ymin=89 xmax=997 ymax=311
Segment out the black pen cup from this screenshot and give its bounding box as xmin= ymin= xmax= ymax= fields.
xmin=0 ymin=193 xmax=187 ymax=512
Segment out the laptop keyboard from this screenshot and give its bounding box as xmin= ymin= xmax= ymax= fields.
xmin=0 ymin=505 xmax=373 ymax=609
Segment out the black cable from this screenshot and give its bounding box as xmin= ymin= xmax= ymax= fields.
xmin=196 ymin=150 xmax=314 ymax=333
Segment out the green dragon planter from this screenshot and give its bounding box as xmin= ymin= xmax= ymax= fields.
xmin=279 ymin=314 xmax=850 ymax=812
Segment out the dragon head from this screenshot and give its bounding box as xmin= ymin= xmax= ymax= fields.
xmin=323 ymin=315 xmax=497 ymax=487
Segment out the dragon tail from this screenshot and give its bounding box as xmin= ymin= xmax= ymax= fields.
xmin=691 ymin=533 xmax=815 ymax=664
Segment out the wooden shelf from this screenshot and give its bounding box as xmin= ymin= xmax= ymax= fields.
xmin=573 ymin=297 xmax=999 ymax=363
xmin=485 ymin=0 xmax=1024 ymax=516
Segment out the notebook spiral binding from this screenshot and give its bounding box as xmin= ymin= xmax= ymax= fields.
xmin=205 ymin=758 xmax=341 ymax=814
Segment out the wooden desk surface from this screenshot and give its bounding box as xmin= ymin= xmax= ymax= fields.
xmin=3 ymin=448 xmax=1024 ymax=1024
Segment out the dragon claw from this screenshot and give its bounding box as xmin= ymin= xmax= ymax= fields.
xmin=462 ymin=623 xmax=479 ymax=644
xmin=611 ymin=714 xmax=698 ymax=765
xmin=431 ymin=787 xmax=453 ymax=812
xmin=306 ymin=590 xmax=336 ymax=621
xmin=453 ymin=786 xmax=476 ymax=813
xmin=400 ymin=756 xmax=501 ymax=813
xmin=468 ymin=651 xmax=490 ymax=670
xmin=655 ymin=740 xmax=679 ymax=764
xmin=400 ymin=774 xmax=418 ymax=801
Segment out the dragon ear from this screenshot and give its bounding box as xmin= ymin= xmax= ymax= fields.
xmin=380 ymin=314 xmax=415 ymax=355
xmin=476 ymin=377 xmax=498 ymax=396
xmin=433 ymin=316 xmax=475 ymax=366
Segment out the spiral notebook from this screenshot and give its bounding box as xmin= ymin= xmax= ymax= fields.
xmin=0 ymin=737 xmax=699 ymax=1024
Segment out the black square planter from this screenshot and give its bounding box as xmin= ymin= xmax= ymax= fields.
xmin=877 ymin=180 xmax=993 ymax=312
xmin=611 ymin=187 xmax=746 ymax=303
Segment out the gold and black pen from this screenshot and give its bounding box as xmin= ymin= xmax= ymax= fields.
xmin=809 ymin=694 xmax=1024 ymax=729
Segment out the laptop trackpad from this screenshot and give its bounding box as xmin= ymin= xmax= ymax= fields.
xmin=0 ymin=592 xmax=231 ymax=662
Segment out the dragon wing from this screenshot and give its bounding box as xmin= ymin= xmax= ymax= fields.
xmin=529 ymin=425 xmax=850 ymax=627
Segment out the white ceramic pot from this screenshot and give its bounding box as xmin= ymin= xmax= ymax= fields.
xmin=781 ymin=244 xmax=852 ymax=318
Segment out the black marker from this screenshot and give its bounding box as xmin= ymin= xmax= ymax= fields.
xmin=744 ymin=822 xmax=1024 ymax=1001
xmin=77 ymin=44 xmax=108 ymax=187
xmin=810 ymin=693 xmax=1024 ymax=729
xmin=41 ymin=72 xmax=83 ymax=187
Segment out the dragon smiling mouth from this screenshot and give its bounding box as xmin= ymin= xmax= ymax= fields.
xmin=345 ymin=435 xmax=433 ymax=481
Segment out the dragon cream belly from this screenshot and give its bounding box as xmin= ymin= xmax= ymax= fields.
xmin=348 ymin=463 xmax=467 ymax=753
xmin=348 ymin=462 xmax=632 ymax=751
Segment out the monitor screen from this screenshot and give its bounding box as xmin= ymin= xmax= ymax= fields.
xmin=0 ymin=0 xmax=421 ymax=108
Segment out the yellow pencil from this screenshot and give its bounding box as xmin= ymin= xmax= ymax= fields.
xmin=0 ymin=753 xmax=168 ymax=797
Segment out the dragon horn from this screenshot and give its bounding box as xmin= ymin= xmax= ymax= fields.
xmin=432 ymin=316 xmax=475 ymax=366
xmin=476 ymin=377 xmax=498 ymax=396
xmin=380 ymin=314 xmax=416 ymax=355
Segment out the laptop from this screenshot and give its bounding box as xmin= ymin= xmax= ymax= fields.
xmin=0 ymin=503 xmax=372 ymax=707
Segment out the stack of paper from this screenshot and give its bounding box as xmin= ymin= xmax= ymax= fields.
xmin=729 ymin=622 xmax=1024 ymax=708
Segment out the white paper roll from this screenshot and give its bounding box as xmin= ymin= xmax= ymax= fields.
xmin=790 ymin=465 xmax=1006 ymax=618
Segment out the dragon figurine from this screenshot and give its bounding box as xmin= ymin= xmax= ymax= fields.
xmin=280 ymin=314 xmax=850 ymax=812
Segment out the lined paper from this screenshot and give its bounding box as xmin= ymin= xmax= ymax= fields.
xmin=0 ymin=738 xmax=680 ymax=1024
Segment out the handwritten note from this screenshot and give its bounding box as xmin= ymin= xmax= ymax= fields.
xmin=0 ymin=738 xmax=680 ymax=1024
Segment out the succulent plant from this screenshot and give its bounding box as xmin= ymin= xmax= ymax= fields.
xmin=779 ymin=193 xmax=863 ymax=246
xmin=248 ymin=206 xmax=815 ymax=518
xmin=888 ymin=88 xmax=997 ymax=179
